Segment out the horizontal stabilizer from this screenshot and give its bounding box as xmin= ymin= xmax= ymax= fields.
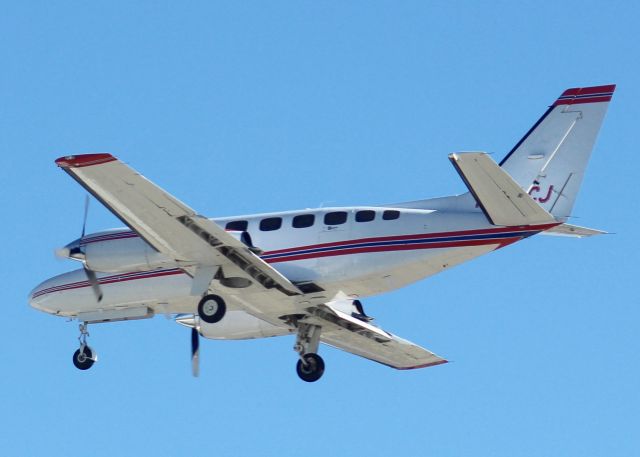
xmin=540 ymin=223 xmax=607 ymax=238
xmin=449 ymin=152 xmax=556 ymax=226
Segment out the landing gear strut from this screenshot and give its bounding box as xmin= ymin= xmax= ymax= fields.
xmin=72 ymin=322 xmax=97 ymax=371
xmin=294 ymin=323 xmax=325 ymax=382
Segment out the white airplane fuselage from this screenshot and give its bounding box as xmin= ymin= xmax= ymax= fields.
xmin=30 ymin=203 xmax=553 ymax=336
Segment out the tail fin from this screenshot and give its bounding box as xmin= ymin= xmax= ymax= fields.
xmin=499 ymin=85 xmax=615 ymax=221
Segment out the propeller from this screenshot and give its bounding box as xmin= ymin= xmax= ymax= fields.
xmin=191 ymin=327 xmax=200 ymax=377
xmin=84 ymin=265 xmax=104 ymax=302
xmin=81 ymin=194 xmax=89 ymax=238
xmin=55 ymin=195 xmax=103 ymax=302
xmin=79 ymin=195 xmax=104 ymax=303
xmin=176 ymin=315 xmax=200 ymax=377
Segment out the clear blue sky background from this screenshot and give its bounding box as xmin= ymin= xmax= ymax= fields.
xmin=1 ymin=2 xmax=638 ymax=456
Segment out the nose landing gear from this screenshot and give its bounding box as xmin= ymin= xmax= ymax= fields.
xmin=72 ymin=322 xmax=97 ymax=371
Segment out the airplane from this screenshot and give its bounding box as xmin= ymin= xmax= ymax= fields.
xmin=29 ymin=84 xmax=615 ymax=382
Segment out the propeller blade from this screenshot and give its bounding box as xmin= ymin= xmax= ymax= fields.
xmin=81 ymin=195 xmax=90 ymax=238
xmin=191 ymin=327 xmax=200 ymax=377
xmin=84 ymin=265 xmax=103 ymax=302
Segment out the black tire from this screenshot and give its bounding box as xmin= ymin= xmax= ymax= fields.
xmin=197 ymin=294 xmax=226 ymax=324
xmin=296 ymin=353 xmax=325 ymax=382
xmin=73 ymin=346 xmax=95 ymax=371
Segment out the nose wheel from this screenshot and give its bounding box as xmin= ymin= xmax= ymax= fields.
xmin=73 ymin=322 xmax=97 ymax=371
xmin=73 ymin=345 xmax=96 ymax=370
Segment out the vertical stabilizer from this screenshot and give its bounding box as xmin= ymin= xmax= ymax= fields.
xmin=500 ymin=85 xmax=615 ymax=221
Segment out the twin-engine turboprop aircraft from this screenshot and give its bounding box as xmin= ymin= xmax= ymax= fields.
xmin=29 ymin=85 xmax=614 ymax=382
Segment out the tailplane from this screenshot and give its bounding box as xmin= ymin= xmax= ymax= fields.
xmin=449 ymin=152 xmax=556 ymax=227
xmin=499 ymin=84 xmax=615 ymax=221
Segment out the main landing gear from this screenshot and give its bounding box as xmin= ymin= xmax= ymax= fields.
xmin=197 ymin=294 xmax=227 ymax=324
xmin=72 ymin=322 xmax=97 ymax=371
xmin=294 ymin=323 xmax=325 ymax=382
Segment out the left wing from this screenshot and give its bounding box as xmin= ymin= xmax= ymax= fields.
xmin=304 ymin=302 xmax=447 ymax=370
xmin=55 ymin=154 xmax=302 ymax=298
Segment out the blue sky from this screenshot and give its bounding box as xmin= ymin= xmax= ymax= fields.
xmin=2 ymin=1 xmax=638 ymax=456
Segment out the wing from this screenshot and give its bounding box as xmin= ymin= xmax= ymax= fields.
xmin=55 ymin=154 xmax=302 ymax=299
xmin=304 ymin=302 xmax=447 ymax=370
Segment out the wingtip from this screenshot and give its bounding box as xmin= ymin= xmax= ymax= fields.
xmin=55 ymin=153 xmax=117 ymax=168
xmin=397 ymin=359 xmax=449 ymax=370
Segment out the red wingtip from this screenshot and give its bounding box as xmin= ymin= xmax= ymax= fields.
xmin=55 ymin=153 xmax=117 ymax=168
xmin=553 ymin=84 xmax=616 ymax=106
xmin=397 ymin=359 xmax=449 ymax=370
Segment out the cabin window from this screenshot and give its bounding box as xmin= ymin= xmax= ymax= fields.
xmin=226 ymin=220 xmax=248 ymax=231
xmin=382 ymin=210 xmax=400 ymax=220
xmin=260 ymin=217 xmax=282 ymax=231
xmin=324 ymin=211 xmax=347 ymax=225
xmin=292 ymin=214 xmax=315 ymax=228
xmin=355 ymin=210 xmax=375 ymax=222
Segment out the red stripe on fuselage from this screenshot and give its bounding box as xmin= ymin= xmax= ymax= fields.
xmin=263 ymin=224 xmax=557 ymax=256
xmin=265 ymin=236 xmax=525 ymax=263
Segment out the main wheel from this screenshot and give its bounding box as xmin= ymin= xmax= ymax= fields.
xmin=296 ymin=353 xmax=325 ymax=382
xmin=73 ymin=346 xmax=96 ymax=371
xmin=197 ymin=294 xmax=226 ymax=324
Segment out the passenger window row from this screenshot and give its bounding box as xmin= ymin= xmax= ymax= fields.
xmin=225 ymin=210 xmax=400 ymax=232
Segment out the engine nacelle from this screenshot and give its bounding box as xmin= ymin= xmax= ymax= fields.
xmin=64 ymin=229 xmax=258 ymax=273
xmin=85 ymin=235 xmax=175 ymax=272
xmin=63 ymin=230 xmax=176 ymax=273
xmin=198 ymin=310 xmax=291 ymax=340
